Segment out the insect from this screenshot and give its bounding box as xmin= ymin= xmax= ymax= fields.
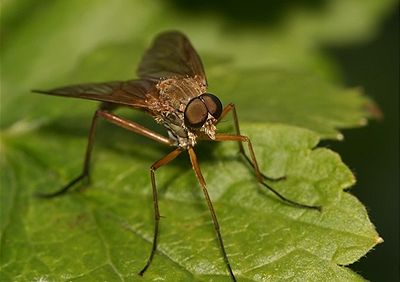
xmin=33 ymin=31 xmax=321 ymax=281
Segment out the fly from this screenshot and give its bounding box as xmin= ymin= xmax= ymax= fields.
xmin=33 ymin=31 xmax=321 ymax=281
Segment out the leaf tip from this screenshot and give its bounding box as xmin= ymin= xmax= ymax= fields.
xmin=336 ymin=133 xmax=344 ymax=141
xmin=364 ymin=101 xmax=384 ymax=120
xmin=375 ymin=236 xmax=384 ymax=244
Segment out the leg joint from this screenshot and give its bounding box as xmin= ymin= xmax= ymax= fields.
xmin=241 ymin=135 xmax=250 ymax=142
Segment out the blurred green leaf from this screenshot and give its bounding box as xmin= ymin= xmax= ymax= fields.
xmin=1 ymin=0 xmax=396 ymax=116
xmin=1 ymin=0 xmax=388 ymax=281
xmin=210 ymin=68 xmax=375 ymax=140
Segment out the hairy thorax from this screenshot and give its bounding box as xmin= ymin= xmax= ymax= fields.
xmin=145 ymin=76 xmax=212 ymax=148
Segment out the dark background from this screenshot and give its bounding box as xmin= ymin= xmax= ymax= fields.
xmin=327 ymin=8 xmax=399 ymax=282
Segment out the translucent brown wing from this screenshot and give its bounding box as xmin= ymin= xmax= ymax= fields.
xmin=137 ymin=31 xmax=207 ymax=84
xmin=33 ymin=79 xmax=157 ymax=108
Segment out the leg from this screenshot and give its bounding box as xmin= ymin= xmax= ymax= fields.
xmin=188 ymin=148 xmax=237 ymax=282
xmin=37 ymin=109 xmax=171 ymax=198
xmin=214 ymin=134 xmax=321 ymax=211
xmin=36 ymin=110 xmax=100 ymax=198
xmin=217 ymin=103 xmax=283 ymax=181
xmin=139 ymin=148 xmax=183 ymax=276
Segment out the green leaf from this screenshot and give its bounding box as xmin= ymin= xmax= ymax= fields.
xmin=1 ymin=123 xmax=380 ymax=281
xmin=1 ymin=0 xmax=386 ymax=281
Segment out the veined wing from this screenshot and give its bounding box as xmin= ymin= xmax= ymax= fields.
xmin=32 ymin=79 xmax=157 ymax=108
xmin=137 ymin=31 xmax=207 ymax=85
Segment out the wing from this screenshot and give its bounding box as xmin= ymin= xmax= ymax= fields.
xmin=32 ymin=79 xmax=157 ymax=108
xmin=137 ymin=31 xmax=207 ymax=85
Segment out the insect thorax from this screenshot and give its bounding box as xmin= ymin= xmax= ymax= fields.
xmin=147 ymin=77 xmax=213 ymax=148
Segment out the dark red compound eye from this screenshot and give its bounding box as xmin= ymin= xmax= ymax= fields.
xmin=184 ymin=93 xmax=223 ymax=129
xmin=184 ymin=97 xmax=208 ymax=128
xmin=200 ymin=93 xmax=223 ymax=119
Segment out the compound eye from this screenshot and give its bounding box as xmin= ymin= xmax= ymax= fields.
xmin=184 ymin=98 xmax=208 ymax=128
xmin=201 ymin=93 xmax=223 ymax=119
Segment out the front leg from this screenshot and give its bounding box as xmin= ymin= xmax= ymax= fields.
xmin=188 ymin=147 xmax=237 ymax=281
xmin=214 ymin=133 xmax=321 ymax=211
xmin=217 ymin=103 xmax=284 ymax=181
xmin=139 ymin=148 xmax=183 ymax=276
